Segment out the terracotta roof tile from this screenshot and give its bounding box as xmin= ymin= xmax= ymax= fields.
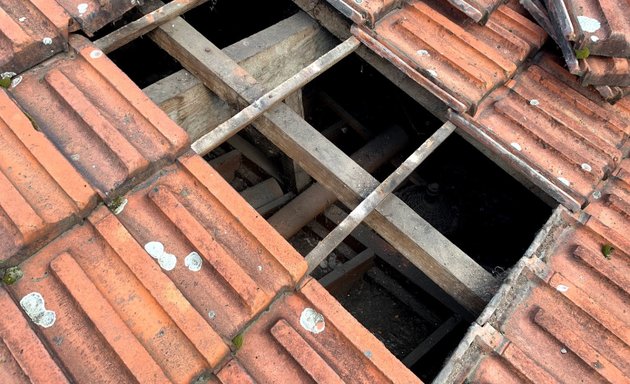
xmin=233 ymin=277 xmax=422 ymax=383
xmin=0 ymin=88 xmax=97 ymax=265
xmin=353 ymin=0 xmax=546 ymax=113
xmin=449 ymin=53 xmax=630 ymax=211
xmin=115 ymin=153 xmax=307 ymax=338
xmin=330 ymin=0 xmax=402 ymax=27
xmin=0 ymin=0 xmax=69 ymax=74
xmin=581 ymin=56 xmax=630 ymax=87
xmin=437 ymin=176 xmax=630 ymax=383
xmin=9 ymin=35 xmax=189 ymax=199
xmin=0 ymin=287 xmax=69 ymax=383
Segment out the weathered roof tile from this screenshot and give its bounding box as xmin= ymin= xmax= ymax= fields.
xmin=0 ymin=89 xmax=96 ymax=265
xmin=10 ymin=35 xmax=189 ymax=199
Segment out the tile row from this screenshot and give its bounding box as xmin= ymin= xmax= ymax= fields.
xmin=450 ymin=53 xmax=630 ymax=211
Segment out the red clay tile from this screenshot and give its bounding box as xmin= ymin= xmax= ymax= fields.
xmin=0 ymin=288 xmax=69 ymax=383
xmin=0 ymin=0 xmax=69 ymax=74
xmin=450 ymin=53 xmax=630 ymax=211
xmin=234 ymin=277 xmax=422 ymax=383
xmin=329 ymin=0 xmax=402 ymax=27
xmin=437 ymin=202 xmax=630 ymax=383
xmin=8 ymin=204 xmax=230 ymax=383
xmin=115 ymin=152 xmax=307 ymax=339
xmin=354 ymin=0 xmax=546 ymax=113
xmin=10 ymin=34 xmax=189 ymax=199
xmin=0 ymin=89 xmax=96 ymax=265
xmin=56 ymin=0 xmax=136 ymax=35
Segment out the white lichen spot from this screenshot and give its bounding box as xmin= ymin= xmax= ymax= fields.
xmin=10 ymin=75 xmax=22 ymax=88
xmin=416 ymin=49 xmax=430 ymax=57
xmin=558 ymin=177 xmax=571 ymax=187
xmin=42 ymin=37 xmax=53 ymax=45
xmin=70 ymin=154 xmax=80 ymax=161
xmin=581 ymin=163 xmax=592 ymax=172
xmin=144 ymin=241 xmax=165 ymax=257
xmin=112 ymin=198 xmax=127 ymax=215
xmin=427 ymin=69 xmax=438 ymax=78
xmin=560 ymin=348 xmax=568 ymax=354
xmin=90 ymin=49 xmax=103 ymax=59
xmin=529 ymin=99 xmax=540 ymax=106
xmin=144 ymin=241 xmax=177 ymax=271
xmin=208 ymin=310 xmax=216 ymax=320
xmin=364 ymin=350 xmax=373 ymax=359
xmin=77 ymin=3 xmax=88 ymax=14
xmin=158 ymin=252 xmax=177 ymax=271
xmin=1 ymin=71 xmax=16 ymax=79
xmin=510 ymin=142 xmax=522 ymax=151
xmin=556 ymin=284 xmax=569 ymax=292
xmin=592 ymin=190 xmax=602 ymax=200
xmin=184 ymin=251 xmax=202 ymax=272
xmin=577 ymin=16 xmax=601 ymax=33
xmin=18 ymin=16 xmax=26 ymax=22
xmin=300 ymin=308 xmax=325 ymax=334
xmin=257 ymin=265 xmax=263 ymax=272
xmin=590 ymin=35 xmax=599 ymax=42
xmin=20 ymin=292 xmax=56 ymax=328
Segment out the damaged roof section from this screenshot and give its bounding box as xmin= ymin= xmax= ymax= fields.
xmin=9 ymin=35 xmax=189 ymax=199
xmin=353 ymin=0 xmax=546 ymax=113
xmin=436 ymin=165 xmax=630 ymax=383
xmin=450 ymin=53 xmax=630 ymax=212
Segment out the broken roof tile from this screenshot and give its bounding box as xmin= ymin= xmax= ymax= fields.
xmin=0 ymin=287 xmax=69 ymax=383
xmin=55 ymin=0 xmax=136 ymax=36
xmin=328 ymin=0 xmax=402 ymax=27
xmin=8 ymin=204 xmax=230 ymax=383
xmin=354 ymin=0 xmax=546 ymax=113
xmin=449 ymin=53 xmax=630 ymax=211
xmin=581 ymin=56 xmax=630 ymax=87
xmin=549 ymin=0 xmax=630 ymax=58
xmin=0 ymin=0 xmax=69 ymax=74
xmin=115 ymin=153 xmax=307 ymax=338
xmin=0 ymin=89 xmax=96 ymax=266
xmin=234 ymin=277 xmax=422 ymax=383
xmin=10 ymin=35 xmax=189 ymax=199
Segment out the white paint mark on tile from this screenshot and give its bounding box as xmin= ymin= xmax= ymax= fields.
xmin=184 ymin=251 xmax=202 ymax=272
xmin=77 ymin=3 xmax=88 ymax=14
xmin=558 ymin=177 xmax=571 ymax=187
xmin=257 ymin=265 xmax=263 ymax=272
xmin=70 ymin=154 xmax=80 ymax=161
xmin=529 ymin=99 xmax=540 ymax=106
xmin=561 ymin=348 xmax=568 ymax=354
xmin=556 ymin=284 xmax=569 ymax=292
xmin=592 ymin=190 xmax=602 ymax=200
xmin=18 ymin=17 xmax=26 ymax=22
xmin=364 ymin=350 xmax=373 ymax=359
xmin=42 ymin=37 xmax=53 ymax=45
xmin=300 ymin=308 xmax=325 ymax=334
xmin=427 ymin=69 xmax=438 ymax=78
xmin=577 ymin=16 xmax=601 ymax=33
xmin=10 ymin=75 xmax=22 ymax=88
xmin=144 ymin=241 xmax=177 ymax=271
xmin=590 ymin=35 xmax=599 ymax=42
xmin=90 ymin=49 xmax=103 ymax=59
xmin=581 ymin=163 xmax=592 ymax=172
xmin=511 ymin=142 xmax=522 ymax=151
xmin=20 ymin=292 xmax=56 ymax=328
xmin=416 ymin=49 xmax=430 ymax=56
xmin=208 ymin=310 xmax=216 ymax=320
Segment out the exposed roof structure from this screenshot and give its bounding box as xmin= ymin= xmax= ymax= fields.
xmin=0 ymin=0 xmax=628 ymax=383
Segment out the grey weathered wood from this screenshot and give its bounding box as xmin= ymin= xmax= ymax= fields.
xmin=95 ymin=0 xmax=207 ymax=53
xmin=143 ymin=12 xmax=337 ymax=141
xmin=192 ymin=36 xmax=360 ymax=155
xmin=240 ymin=178 xmax=284 ymax=210
xmin=402 ymin=316 xmax=461 ymax=366
xmin=319 ymin=249 xmax=375 ymax=296
xmin=305 ymin=122 xmax=457 ymax=273
xmin=150 ymin=15 xmax=496 ymax=313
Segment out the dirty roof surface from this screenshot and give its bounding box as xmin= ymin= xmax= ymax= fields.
xmin=0 ymin=0 xmax=628 ymax=383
